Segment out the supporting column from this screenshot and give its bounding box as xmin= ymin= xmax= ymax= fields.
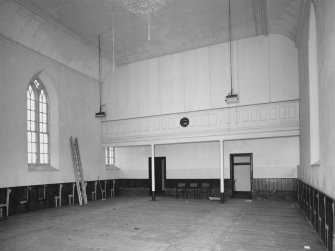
xmin=151 ymin=144 xmax=155 ymax=201
xmin=220 ymin=140 xmax=224 ymax=203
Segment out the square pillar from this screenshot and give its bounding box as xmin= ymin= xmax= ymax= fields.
xmin=151 ymin=144 xmax=155 ymax=201
xmin=220 ymin=140 xmax=224 ymax=203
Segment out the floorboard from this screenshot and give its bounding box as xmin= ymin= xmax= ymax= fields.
xmin=0 ymin=197 xmax=327 ymax=250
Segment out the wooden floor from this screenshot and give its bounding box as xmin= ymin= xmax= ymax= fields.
xmin=0 ymin=197 xmax=326 ymax=251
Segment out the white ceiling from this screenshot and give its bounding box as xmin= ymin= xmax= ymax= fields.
xmin=15 ymin=0 xmax=305 ymax=66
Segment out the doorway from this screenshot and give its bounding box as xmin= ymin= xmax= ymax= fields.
xmin=230 ymin=153 xmax=253 ymax=199
xmin=148 ymin=157 xmax=166 ymax=196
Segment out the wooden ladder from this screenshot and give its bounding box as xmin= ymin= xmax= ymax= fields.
xmin=70 ymin=136 xmax=87 ymax=205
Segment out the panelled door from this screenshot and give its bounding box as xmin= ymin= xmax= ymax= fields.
xmin=230 ymin=153 xmax=253 ymax=199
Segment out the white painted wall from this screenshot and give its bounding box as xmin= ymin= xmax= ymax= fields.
xmin=156 ymin=142 xmax=220 ymax=179
xmin=115 ymin=146 xmax=151 ymax=179
xmin=104 ymin=34 xmax=299 ymax=120
xmin=104 ymin=33 xmax=300 ymax=182
xmin=0 ymin=1 xmax=120 ymax=188
xmin=298 ymin=0 xmax=335 ymax=198
xmin=115 ymin=143 xmax=221 ymax=179
xmin=224 ymin=137 xmax=299 ymax=179
xmin=0 ymin=35 xmax=117 ymax=188
xmin=114 ymin=137 xmax=299 ymax=180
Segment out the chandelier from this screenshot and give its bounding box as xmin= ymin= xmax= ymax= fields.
xmin=123 ymin=0 xmax=164 ymax=14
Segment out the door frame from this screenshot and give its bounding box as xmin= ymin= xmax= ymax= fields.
xmin=230 ymin=153 xmax=253 ymax=198
xmin=148 ymin=157 xmax=166 ymax=196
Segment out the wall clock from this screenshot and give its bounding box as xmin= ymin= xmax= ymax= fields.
xmin=180 ymin=117 xmax=189 ymax=127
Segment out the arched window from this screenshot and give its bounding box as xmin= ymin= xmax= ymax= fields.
xmin=308 ymin=2 xmax=320 ymax=165
xmin=27 ymin=79 xmax=49 ymax=165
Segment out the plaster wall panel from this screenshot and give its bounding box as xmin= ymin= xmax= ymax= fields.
xmin=116 ymin=146 xmax=151 ymax=179
xmin=237 ymin=36 xmax=270 ymax=105
xmin=106 ymin=35 xmax=299 ymax=121
xmin=0 ymin=42 xmax=33 ymax=186
xmin=104 ymin=71 xmax=119 ymax=120
xmin=159 ymin=53 xmax=185 ymax=114
xmin=270 ymin=35 xmax=299 ymax=101
xmin=58 ymin=69 xmax=102 ymax=180
xmin=137 ymin=58 xmax=161 ymax=117
xmin=117 ymin=65 xmax=139 ymax=119
xmin=317 ymin=0 xmax=335 ymax=172
xmin=208 ymin=43 xmax=230 ymax=109
xmin=183 ymin=47 xmax=211 ymax=111
xmin=297 ymin=8 xmax=310 ymax=184
xmin=156 ymin=142 xmax=220 ymax=179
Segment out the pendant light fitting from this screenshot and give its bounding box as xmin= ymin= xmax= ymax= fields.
xmin=225 ymin=0 xmax=239 ymax=104
xmin=95 ymin=35 xmax=106 ymax=118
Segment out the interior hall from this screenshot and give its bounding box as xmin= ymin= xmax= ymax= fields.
xmin=0 ymin=0 xmax=334 ymax=250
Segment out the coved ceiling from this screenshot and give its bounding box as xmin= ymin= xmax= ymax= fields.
xmin=15 ymin=0 xmax=305 ymax=66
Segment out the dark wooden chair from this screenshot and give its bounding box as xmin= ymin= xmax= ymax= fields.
xmin=100 ymin=180 xmax=107 ymax=200
xmin=200 ymin=183 xmax=211 ymax=199
xmin=54 ymin=184 xmax=63 ymax=207
xmin=110 ymin=179 xmax=116 ymax=198
xmin=187 ymin=183 xmax=199 ymax=199
xmin=37 ymin=184 xmax=47 ymax=208
xmin=92 ymin=181 xmax=97 ymax=200
xmin=0 ymin=188 xmax=11 ymax=219
xmin=68 ymin=183 xmax=75 ymax=205
xmin=20 ymin=186 xmax=31 ymax=211
xmin=175 ymin=183 xmax=186 ymax=198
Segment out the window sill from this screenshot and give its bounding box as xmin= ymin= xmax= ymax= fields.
xmin=28 ymin=164 xmax=59 ymax=172
xmin=105 ymin=165 xmax=120 ymax=171
xmin=310 ymin=161 xmax=320 ymax=167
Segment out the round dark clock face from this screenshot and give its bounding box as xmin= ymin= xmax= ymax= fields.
xmin=180 ymin=117 xmax=189 ymax=127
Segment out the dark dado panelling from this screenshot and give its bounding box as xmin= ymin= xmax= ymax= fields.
xmin=0 ymin=179 xmax=116 ymax=217
xmin=298 ymin=180 xmax=334 ymax=251
xmin=117 ymin=179 xmax=231 ymax=198
xmin=253 ymin=178 xmax=297 ymax=200
xmin=165 ymin=179 xmax=220 ymax=189
xmin=116 ymin=179 xmax=149 ymax=196
xmin=165 ymin=179 xmax=225 ymax=198
xmin=117 ymin=179 xmax=148 ymax=188
xmin=116 ymin=178 xmax=298 ymax=200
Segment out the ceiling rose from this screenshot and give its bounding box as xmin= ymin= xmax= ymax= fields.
xmin=123 ymin=0 xmax=166 ymax=14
